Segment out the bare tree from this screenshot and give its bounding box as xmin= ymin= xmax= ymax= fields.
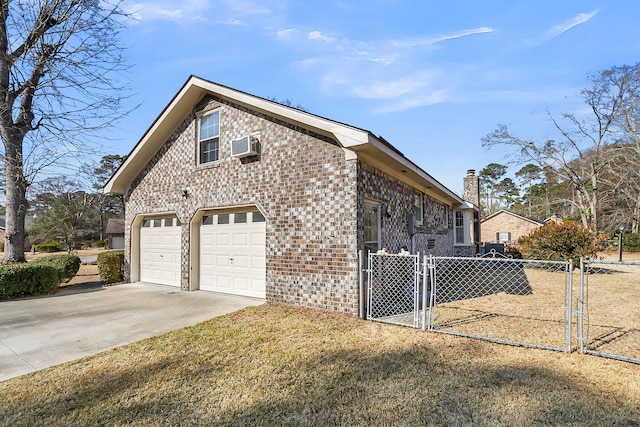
xmin=482 ymin=65 xmax=632 ymax=229
xmin=606 ymin=64 xmax=640 ymax=233
xmin=0 ymin=1 xmax=131 ymax=262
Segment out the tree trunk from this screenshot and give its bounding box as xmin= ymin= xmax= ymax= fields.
xmin=3 ymin=134 xmax=27 ymax=262
xmin=590 ymin=173 xmax=598 ymax=230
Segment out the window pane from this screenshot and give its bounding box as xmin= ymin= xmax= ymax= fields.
xmin=234 ymin=213 xmax=247 ymax=223
xmin=200 ymin=138 xmax=219 ymax=163
xmin=142 ymin=220 xmax=150 ymax=227
xmin=252 ymin=211 xmax=265 ymax=222
xmin=164 ymin=218 xmax=173 ymax=227
xmin=199 ymin=111 xmax=219 ymax=141
xmin=153 ymin=219 xmax=162 ymax=227
xmin=455 ymin=211 xmax=464 ymax=227
xmin=364 ymin=205 xmax=378 ymax=242
xmin=203 ymin=215 xmax=213 ymax=225
xmin=218 ymin=214 xmax=229 ymax=224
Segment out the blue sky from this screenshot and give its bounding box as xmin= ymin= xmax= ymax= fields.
xmin=106 ymin=0 xmax=640 ymax=194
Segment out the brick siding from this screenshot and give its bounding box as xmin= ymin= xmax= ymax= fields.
xmin=124 ymin=95 xmax=460 ymax=315
xmin=358 ymin=162 xmax=454 ymax=257
xmin=125 ymin=95 xmax=361 ymax=314
xmin=481 ymin=211 xmax=542 ymax=244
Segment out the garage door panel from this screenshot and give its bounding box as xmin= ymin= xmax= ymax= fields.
xmin=233 ymin=255 xmax=248 ymax=267
xmin=233 ymin=233 xmax=248 ymax=246
xmin=139 ymin=216 xmax=181 ymax=287
xmin=234 ymin=278 xmax=248 ymax=290
xmin=216 ymin=255 xmax=230 ymax=266
xmin=251 ymin=255 xmax=265 ymax=269
xmin=200 ymin=210 xmax=266 ymax=298
xmin=216 ymin=233 xmax=230 ymax=245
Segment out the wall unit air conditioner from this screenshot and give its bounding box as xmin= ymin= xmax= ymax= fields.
xmin=231 ymin=135 xmax=259 ymax=158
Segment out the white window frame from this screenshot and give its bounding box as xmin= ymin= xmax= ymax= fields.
xmin=497 ymin=232 xmax=511 ymax=243
xmin=198 ymin=110 xmax=220 ymax=164
xmin=455 ymin=210 xmax=465 ymax=244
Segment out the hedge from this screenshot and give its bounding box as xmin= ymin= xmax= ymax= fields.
xmin=31 ymin=254 xmax=81 ymax=282
xmin=0 ymin=264 xmax=60 ymax=299
xmin=97 ymin=250 xmax=124 ymax=284
xmin=35 ymin=241 xmax=61 ymax=253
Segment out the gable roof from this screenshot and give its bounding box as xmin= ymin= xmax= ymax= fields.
xmin=481 ymin=210 xmax=545 ymax=226
xmin=105 ymin=75 xmax=466 ymax=206
xmin=105 ymin=218 xmax=125 ymax=235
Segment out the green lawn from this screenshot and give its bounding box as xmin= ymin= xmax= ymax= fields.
xmin=1 ymin=304 xmax=638 ymax=426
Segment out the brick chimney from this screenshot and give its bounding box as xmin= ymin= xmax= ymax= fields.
xmin=463 ymin=169 xmax=480 ymax=208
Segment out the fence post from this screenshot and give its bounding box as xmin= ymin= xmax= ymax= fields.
xmin=566 ymin=259 xmax=573 ymax=353
xmin=577 ymin=257 xmax=585 ymax=354
xmin=421 ymin=255 xmax=428 ymax=330
xmin=427 ymin=255 xmax=436 ymax=331
xmin=358 ymin=250 xmax=365 ymax=319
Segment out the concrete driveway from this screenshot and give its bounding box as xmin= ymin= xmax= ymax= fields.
xmin=0 ymin=282 xmax=263 ymax=382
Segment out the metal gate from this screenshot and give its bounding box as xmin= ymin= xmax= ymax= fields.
xmin=578 ymin=259 xmax=640 ymax=364
xmin=367 ymin=252 xmax=421 ymax=328
xmin=428 ymin=253 xmax=573 ymax=352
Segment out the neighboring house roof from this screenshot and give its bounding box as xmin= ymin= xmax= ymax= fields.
xmin=105 ymin=218 xmax=125 ymax=235
xmin=481 ymin=210 xmax=545 ymax=226
xmin=104 ymin=75 xmax=467 ymax=207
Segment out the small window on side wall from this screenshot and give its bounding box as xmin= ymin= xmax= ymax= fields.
xmin=199 ymin=110 xmax=220 ymax=164
xmin=414 ymin=191 xmax=423 ymax=225
xmin=455 ymin=211 xmax=465 ymax=244
xmin=497 ymin=232 xmax=511 ymax=243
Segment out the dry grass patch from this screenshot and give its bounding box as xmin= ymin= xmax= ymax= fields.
xmin=582 ymin=260 xmax=640 ymax=359
xmin=1 ymin=304 xmax=639 ymax=426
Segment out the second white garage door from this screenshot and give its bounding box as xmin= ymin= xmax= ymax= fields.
xmin=199 ymin=210 xmax=266 ymax=298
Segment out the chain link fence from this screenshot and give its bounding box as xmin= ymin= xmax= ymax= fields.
xmin=366 ymin=251 xmax=573 ymax=352
xmin=428 ymin=253 xmax=573 ymax=352
xmin=365 ymin=252 xmax=639 ymax=364
xmin=578 ymin=259 xmax=640 ymax=364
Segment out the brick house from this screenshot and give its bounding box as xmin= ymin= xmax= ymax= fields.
xmin=481 ymin=210 xmax=544 ymax=245
xmin=105 ymin=76 xmax=479 ymax=316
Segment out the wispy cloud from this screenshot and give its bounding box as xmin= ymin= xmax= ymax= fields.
xmin=219 ymin=0 xmax=272 ymax=15
xmin=527 ymin=10 xmax=599 ymax=45
xmin=275 ymin=24 xmax=495 ymax=113
xmin=276 ymin=28 xmax=297 ymax=40
xmin=546 ymin=10 xmax=598 ymax=38
xmin=124 ymin=1 xmax=209 ymax=22
xmin=391 ymin=27 xmax=495 ymax=48
xmin=219 ymin=19 xmax=249 ymax=27
xmin=353 ymin=73 xmax=434 ymax=99
xmin=308 ymin=31 xmax=334 ymax=43
xmin=375 ymin=90 xmax=448 ymax=113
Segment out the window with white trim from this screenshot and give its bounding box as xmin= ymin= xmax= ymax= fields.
xmin=199 ymin=110 xmax=220 ymax=164
xmin=455 ymin=211 xmax=465 ymax=244
xmin=497 ymin=232 xmax=511 ymax=243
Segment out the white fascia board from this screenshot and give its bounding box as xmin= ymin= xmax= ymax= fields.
xmin=196 ymin=78 xmax=370 ymax=147
xmin=456 ymin=201 xmax=476 ymax=210
xmin=105 ymin=79 xmax=205 ymax=194
xmin=363 ymin=135 xmax=465 ymax=205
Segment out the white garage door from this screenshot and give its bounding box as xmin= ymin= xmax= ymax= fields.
xmin=139 ymin=216 xmax=182 ymax=286
xmin=200 ymin=210 xmax=266 ymax=298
